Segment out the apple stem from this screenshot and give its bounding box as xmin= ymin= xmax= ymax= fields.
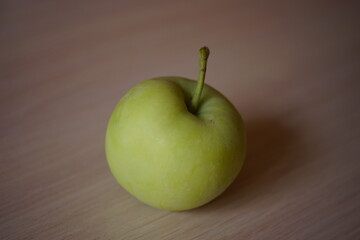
xmin=190 ymin=46 xmax=210 ymax=113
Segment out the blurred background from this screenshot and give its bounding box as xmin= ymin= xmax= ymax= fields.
xmin=1 ymin=0 xmax=359 ymax=239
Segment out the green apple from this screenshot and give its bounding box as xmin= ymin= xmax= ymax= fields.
xmin=106 ymin=47 xmax=246 ymax=211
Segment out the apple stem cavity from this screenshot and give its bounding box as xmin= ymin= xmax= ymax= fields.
xmin=190 ymin=46 xmax=210 ymax=114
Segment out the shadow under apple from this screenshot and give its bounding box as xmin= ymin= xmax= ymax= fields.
xmin=193 ymin=116 xmax=302 ymax=212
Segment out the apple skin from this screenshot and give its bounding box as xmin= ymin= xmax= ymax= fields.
xmin=106 ymin=77 xmax=246 ymax=211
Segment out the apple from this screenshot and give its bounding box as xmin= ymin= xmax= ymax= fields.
xmin=106 ymin=47 xmax=246 ymax=211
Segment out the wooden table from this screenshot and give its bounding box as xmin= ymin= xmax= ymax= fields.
xmin=1 ymin=1 xmax=359 ymax=239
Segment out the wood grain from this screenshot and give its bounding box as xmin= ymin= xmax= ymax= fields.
xmin=1 ymin=1 xmax=359 ymax=239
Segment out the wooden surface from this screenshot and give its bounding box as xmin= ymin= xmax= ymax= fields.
xmin=1 ymin=1 xmax=360 ymax=239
